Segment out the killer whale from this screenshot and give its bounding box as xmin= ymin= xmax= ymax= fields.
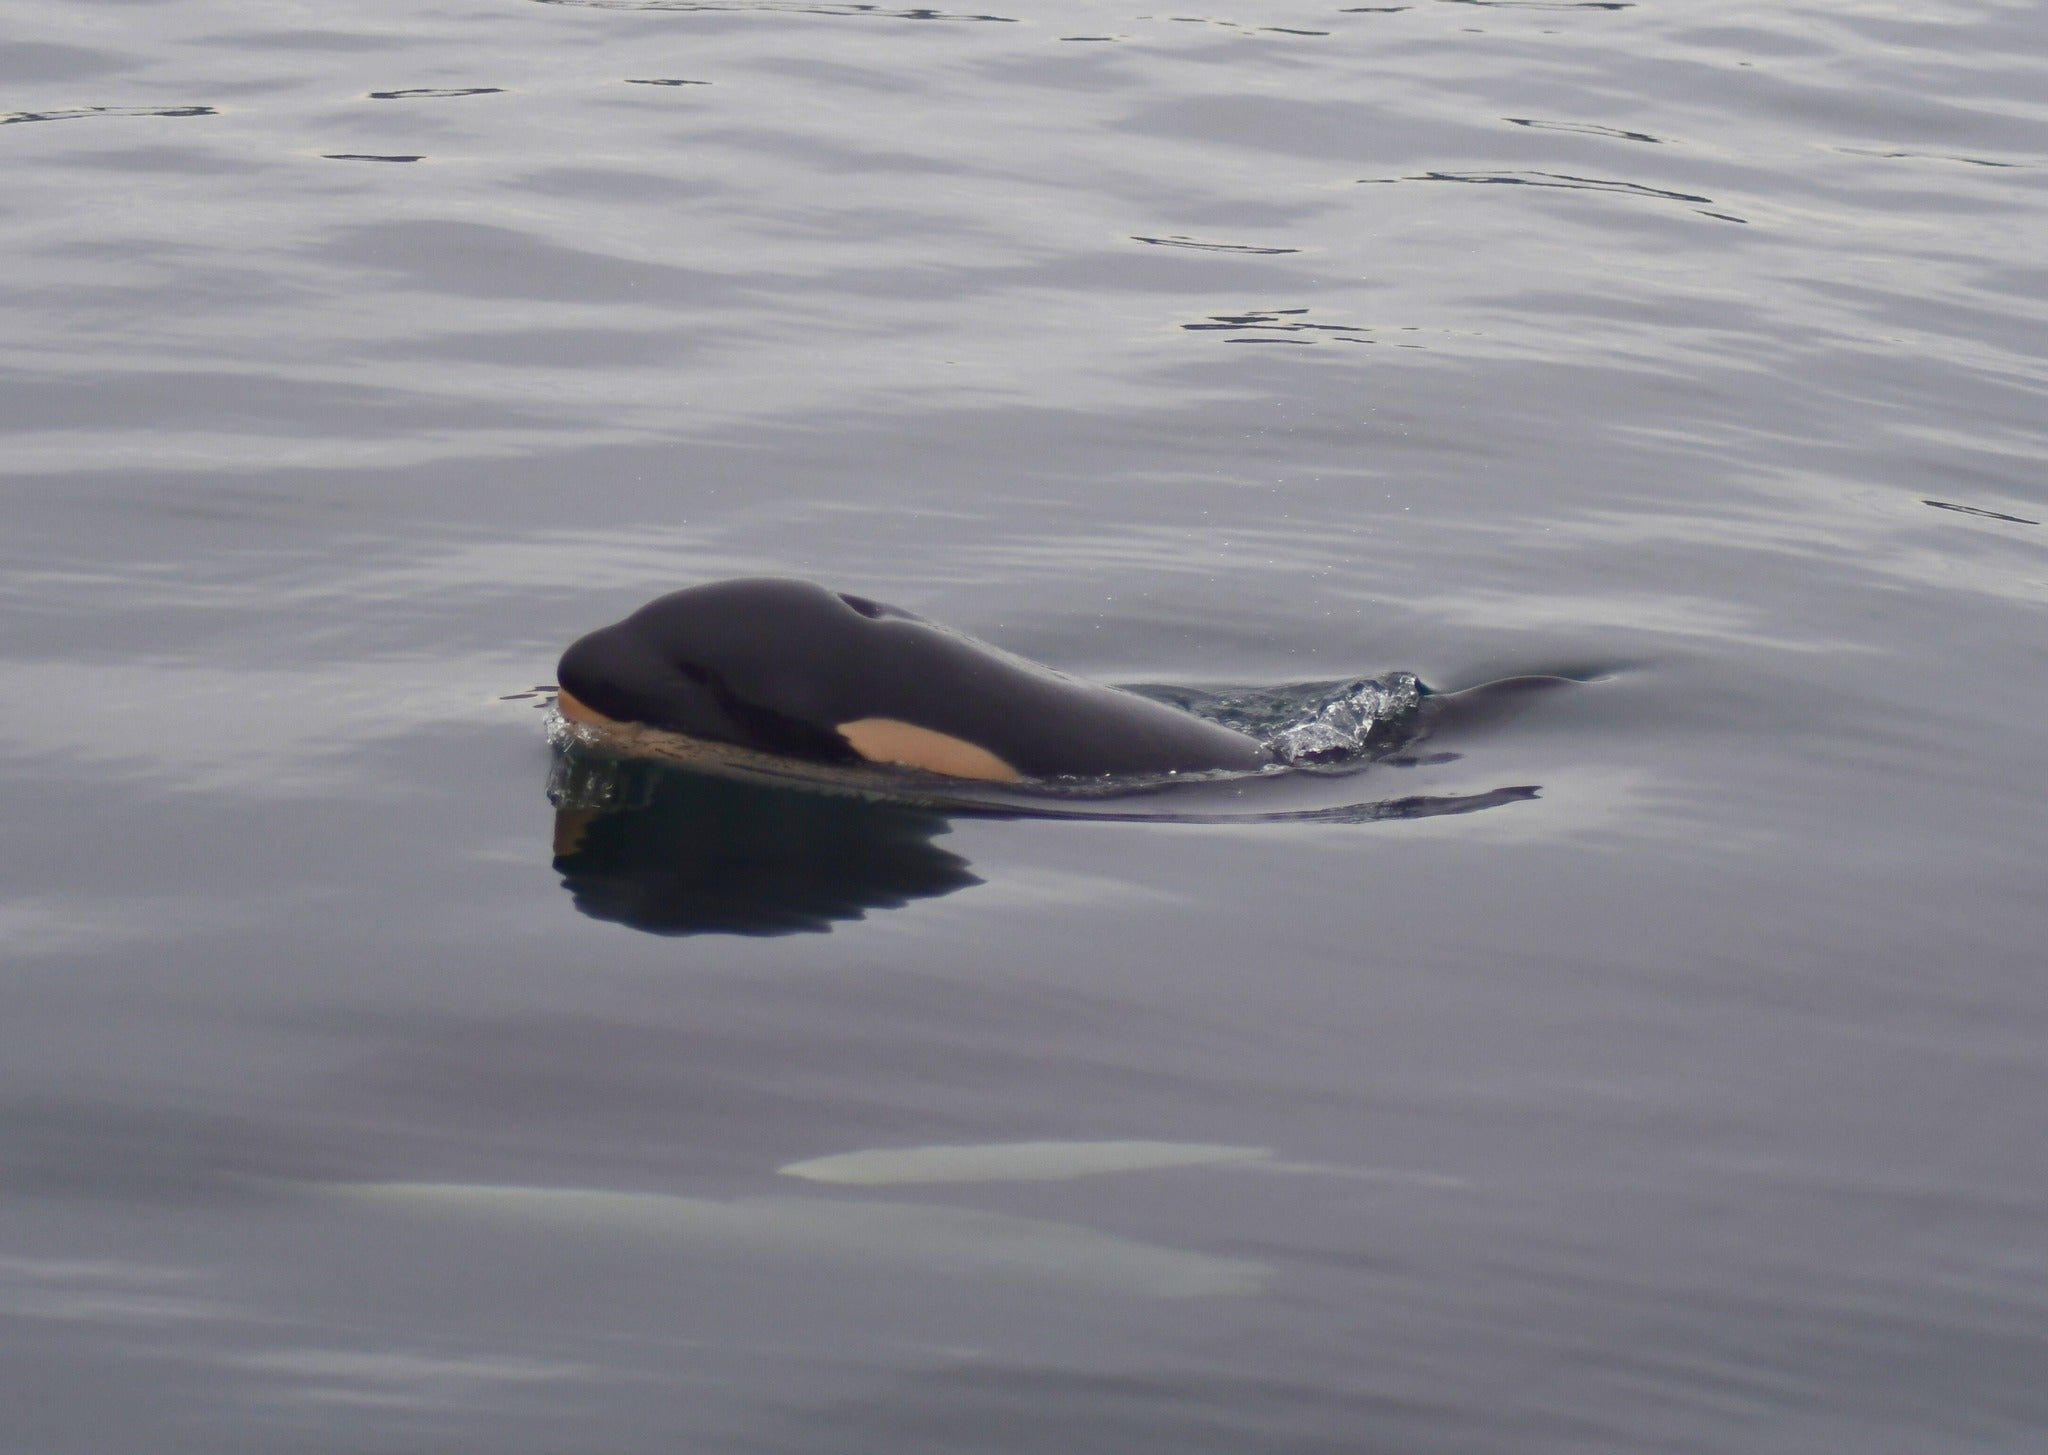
xmin=555 ymin=578 xmax=1270 ymax=783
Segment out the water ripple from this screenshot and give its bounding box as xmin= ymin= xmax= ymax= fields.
xmin=1180 ymin=308 xmax=1390 ymax=345
xmin=1924 ymin=499 xmax=2039 ymax=527
xmin=1362 ymin=169 xmax=1744 ymax=222
xmin=366 ymin=87 xmax=505 ymax=100
xmin=1159 ymin=17 xmax=1331 ymax=37
xmin=1438 ymin=0 xmax=1632 ymax=9
xmin=1132 ymin=235 xmax=1301 ymax=255
xmin=1840 ymin=146 xmax=2032 ymax=170
xmin=1155 ymin=675 xmax=1428 ymax=768
xmin=530 ymin=0 xmax=1017 ymax=18
xmin=1505 ymin=117 xmax=1664 ymax=144
xmin=1 ymin=105 xmax=216 ymax=127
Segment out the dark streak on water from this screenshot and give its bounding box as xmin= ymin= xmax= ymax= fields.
xmin=367 ymin=86 xmax=508 ymax=99
xmin=1182 ymin=309 xmax=1387 ymax=344
xmin=1440 ymin=0 xmax=1634 ymax=9
xmin=1364 ymin=169 xmax=1737 ymax=221
xmin=1505 ymin=116 xmax=1663 ymax=144
xmin=3 ymin=0 xmax=2046 ymax=1450
xmin=1133 ymin=235 xmax=1303 ymax=255
xmin=1924 ymin=499 xmax=2040 ymax=527
xmin=1 ymin=104 xmax=218 ymax=125
xmin=532 ymin=0 xmax=1021 ymax=18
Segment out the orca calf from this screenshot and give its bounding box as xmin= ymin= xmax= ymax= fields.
xmin=555 ymin=578 xmax=1269 ymax=783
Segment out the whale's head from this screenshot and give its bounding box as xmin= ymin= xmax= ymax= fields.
xmin=554 ymin=578 xmax=914 ymax=761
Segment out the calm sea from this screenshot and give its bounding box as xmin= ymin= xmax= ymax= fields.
xmin=3 ymin=1 xmax=2044 ymax=1450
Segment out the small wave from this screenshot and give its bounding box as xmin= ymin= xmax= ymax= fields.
xmin=1362 ymin=169 xmax=1743 ymax=223
xmin=1504 ymin=117 xmax=1662 ymax=144
xmin=1840 ymin=147 xmax=2028 ymax=170
xmin=548 ymin=746 xmax=657 ymax=814
xmin=530 ymin=0 xmax=1017 ymax=19
xmin=1134 ymin=236 xmax=1302 ymax=255
xmin=1162 ymin=18 xmax=1331 ymax=35
xmin=1133 ymin=675 xmax=1426 ymax=769
xmin=1181 ymin=308 xmax=1389 ymax=345
xmin=367 ymin=88 xmax=505 ymax=100
xmin=0 ymin=105 xmax=216 ymax=127
xmin=1438 ymin=0 xmax=1632 ymax=9
xmin=1924 ymin=500 xmax=2039 ymax=527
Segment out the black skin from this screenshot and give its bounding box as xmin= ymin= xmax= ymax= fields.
xmin=556 ymin=578 xmax=1271 ymax=780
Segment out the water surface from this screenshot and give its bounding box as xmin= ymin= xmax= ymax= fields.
xmin=3 ymin=0 xmax=2044 ymax=1450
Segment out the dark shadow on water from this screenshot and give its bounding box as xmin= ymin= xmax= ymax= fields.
xmin=552 ymin=760 xmax=982 ymax=937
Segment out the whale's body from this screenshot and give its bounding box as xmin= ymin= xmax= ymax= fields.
xmin=555 ymin=579 xmax=1269 ymax=783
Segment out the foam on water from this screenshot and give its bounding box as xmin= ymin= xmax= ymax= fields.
xmin=1147 ymin=674 xmax=1427 ymax=769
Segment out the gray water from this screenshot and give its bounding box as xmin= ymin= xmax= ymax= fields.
xmin=4 ymin=0 xmax=2045 ymax=1449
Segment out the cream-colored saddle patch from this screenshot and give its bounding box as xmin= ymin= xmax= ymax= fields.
xmin=837 ymin=718 xmax=1021 ymax=782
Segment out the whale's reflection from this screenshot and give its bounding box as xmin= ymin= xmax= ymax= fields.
xmin=550 ymin=755 xmax=981 ymax=936
xmin=546 ymin=741 xmax=1543 ymax=937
